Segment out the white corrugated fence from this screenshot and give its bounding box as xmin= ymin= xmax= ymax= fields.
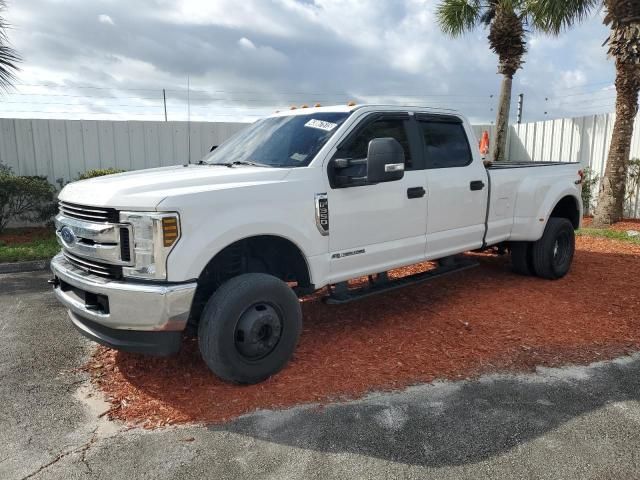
xmin=0 ymin=119 xmax=248 ymax=184
xmin=1 ymin=114 xmax=639 ymax=218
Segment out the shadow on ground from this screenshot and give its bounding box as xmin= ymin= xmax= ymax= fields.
xmin=214 ymin=354 xmax=640 ymax=468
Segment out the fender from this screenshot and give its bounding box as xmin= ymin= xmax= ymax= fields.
xmin=168 ymin=221 xmax=323 ymax=284
xmin=510 ymin=180 xmax=582 ymax=242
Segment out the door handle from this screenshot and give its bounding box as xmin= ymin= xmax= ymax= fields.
xmin=407 ymin=186 xmax=426 ymax=199
xmin=470 ymin=180 xmax=485 ymax=191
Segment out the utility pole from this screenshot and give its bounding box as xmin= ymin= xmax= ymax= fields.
xmin=163 ymin=89 xmax=167 ymax=121
xmin=516 ymin=93 xmax=524 ymax=124
xmin=187 ymin=76 xmax=191 ymax=164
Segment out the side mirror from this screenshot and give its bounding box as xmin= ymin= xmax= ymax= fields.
xmin=366 ymin=138 xmax=405 ymax=183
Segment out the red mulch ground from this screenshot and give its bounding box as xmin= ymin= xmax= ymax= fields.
xmin=86 ymin=235 xmax=640 ymax=428
xmin=0 ymin=227 xmax=52 ymax=245
xmin=582 ymin=217 xmax=640 ymax=231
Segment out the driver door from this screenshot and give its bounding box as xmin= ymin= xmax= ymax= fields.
xmin=326 ymin=114 xmax=428 ymax=284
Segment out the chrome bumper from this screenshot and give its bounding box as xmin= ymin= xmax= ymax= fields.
xmin=50 ymin=253 xmax=197 ymax=332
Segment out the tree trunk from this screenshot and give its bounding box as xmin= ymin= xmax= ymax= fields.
xmin=492 ymin=74 xmax=512 ymax=162
xmin=592 ymin=62 xmax=639 ymax=227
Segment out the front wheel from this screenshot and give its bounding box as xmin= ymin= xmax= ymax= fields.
xmin=198 ymin=273 xmax=302 ymax=384
xmin=531 ymin=218 xmax=575 ymax=280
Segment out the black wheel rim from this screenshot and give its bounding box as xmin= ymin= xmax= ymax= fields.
xmin=552 ymin=230 xmax=572 ymax=268
xmin=234 ymin=302 xmax=283 ymax=360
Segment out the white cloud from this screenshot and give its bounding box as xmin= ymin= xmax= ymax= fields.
xmin=238 ymin=37 xmax=256 ymax=50
xmin=2 ymin=0 xmax=616 ymax=122
xmin=158 ymin=0 xmax=297 ymax=37
xmin=558 ymin=70 xmax=587 ymax=89
xmin=98 ymin=14 xmax=115 ymax=26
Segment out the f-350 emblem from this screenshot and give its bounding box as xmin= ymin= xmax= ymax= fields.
xmin=315 ymin=193 xmax=329 ymax=236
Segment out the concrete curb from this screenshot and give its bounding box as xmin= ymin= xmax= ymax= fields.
xmin=0 ymin=259 xmax=50 ymax=274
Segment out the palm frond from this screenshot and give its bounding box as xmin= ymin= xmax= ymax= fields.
xmin=528 ymin=0 xmax=600 ymax=35
xmin=0 ymin=45 xmax=19 ymax=87
xmin=0 ymin=0 xmax=20 ymax=90
xmin=436 ymin=0 xmax=483 ymax=37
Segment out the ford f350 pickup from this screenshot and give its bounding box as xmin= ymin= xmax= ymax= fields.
xmin=51 ymin=104 xmax=583 ymax=384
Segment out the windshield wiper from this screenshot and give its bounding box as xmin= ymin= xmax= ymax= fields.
xmin=219 ymin=160 xmax=269 ymax=168
xmin=199 ymin=160 xmax=276 ymax=168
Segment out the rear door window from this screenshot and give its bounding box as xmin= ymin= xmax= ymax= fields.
xmin=418 ymin=121 xmax=472 ymax=169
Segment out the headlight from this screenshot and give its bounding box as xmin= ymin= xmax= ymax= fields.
xmin=119 ymin=211 xmax=180 ymax=280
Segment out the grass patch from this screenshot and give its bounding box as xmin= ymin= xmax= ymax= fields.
xmin=577 ymin=227 xmax=640 ymax=245
xmin=0 ymin=230 xmax=59 ymax=263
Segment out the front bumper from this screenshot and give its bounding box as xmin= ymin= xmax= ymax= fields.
xmin=50 ymin=253 xmax=197 ymax=355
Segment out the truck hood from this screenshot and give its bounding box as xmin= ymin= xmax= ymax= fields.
xmin=58 ymin=165 xmax=291 ymax=210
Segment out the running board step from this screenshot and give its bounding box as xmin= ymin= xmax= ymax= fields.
xmin=323 ymin=257 xmax=479 ymax=305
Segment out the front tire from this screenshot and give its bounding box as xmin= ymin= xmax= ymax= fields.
xmin=198 ymin=273 xmax=302 ymax=384
xmin=531 ymin=218 xmax=575 ymax=280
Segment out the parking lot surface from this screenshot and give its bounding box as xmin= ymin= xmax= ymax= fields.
xmin=2 ymin=270 xmax=640 ymax=479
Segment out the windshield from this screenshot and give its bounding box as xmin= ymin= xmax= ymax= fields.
xmin=201 ymin=112 xmax=350 ymax=167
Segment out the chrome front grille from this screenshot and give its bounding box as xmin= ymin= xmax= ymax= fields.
xmin=63 ymin=251 xmax=123 ymax=279
xmin=58 ymin=201 xmax=119 ymax=223
xmin=55 ymin=202 xmax=131 ymax=280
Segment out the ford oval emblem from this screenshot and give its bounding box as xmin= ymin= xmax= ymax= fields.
xmin=60 ymin=226 xmax=76 ymax=245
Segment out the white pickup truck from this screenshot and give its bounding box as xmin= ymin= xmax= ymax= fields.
xmin=51 ymin=104 xmax=583 ymax=384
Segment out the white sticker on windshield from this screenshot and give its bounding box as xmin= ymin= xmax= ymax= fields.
xmin=305 ymin=119 xmax=338 ymax=131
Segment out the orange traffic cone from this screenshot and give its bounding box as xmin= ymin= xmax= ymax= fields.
xmin=479 ymin=130 xmax=490 ymax=156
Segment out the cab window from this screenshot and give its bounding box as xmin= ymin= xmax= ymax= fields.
xmin=340 ymin=118 xmax=414 ymax=170
xmin=418 ymin=121 xmax=472 ymax=169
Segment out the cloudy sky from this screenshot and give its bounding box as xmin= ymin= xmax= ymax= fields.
xmin=3 ymin=0 xmax=614 ymax=124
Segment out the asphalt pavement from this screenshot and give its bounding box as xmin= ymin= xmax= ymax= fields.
xmin=2 ymin=270 xmax=640 ymax=479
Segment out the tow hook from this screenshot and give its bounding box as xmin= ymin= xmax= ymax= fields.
xmin=48 ymin=277 xmax=60 ymax=287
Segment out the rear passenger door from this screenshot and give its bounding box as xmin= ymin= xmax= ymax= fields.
xmin=417 ymin=114 xmax=488 ymax=258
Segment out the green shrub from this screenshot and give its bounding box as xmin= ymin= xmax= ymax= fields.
xmin=625 ymin=158 xmax=640 ymax=216
xmin=76 ymin=168 xmax=125 ymax=181
xmin=581 ymin=167 xmax=599 ymax=216
xmin=0 ymin=165 xmax=57 ymax=233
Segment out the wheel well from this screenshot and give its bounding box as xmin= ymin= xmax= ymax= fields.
xmin=550 ymin=195 xmax=580 ymax=229
xmin=188 ymin=236 xmax=311 ymax=330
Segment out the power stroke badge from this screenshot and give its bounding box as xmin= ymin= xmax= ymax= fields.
xmin=331 ymin=249 xmax=365 ymax=259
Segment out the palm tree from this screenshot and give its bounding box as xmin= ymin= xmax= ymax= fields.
xmin=592 ymin=1 xmax=640 ymax=226
xmin=437 ymin=1 xmax=529 ymax=162
xmin=532 ymin=0 xmax=640 ymax=226
xmin=436 ymin=0 xmax=591 ymax=162
xmin=0 ymin=0 xmax=20 ymax=90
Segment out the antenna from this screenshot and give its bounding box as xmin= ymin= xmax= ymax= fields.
xmin=187 ymin=76 xmax=191 ymax=165
xmin=163 ymin=88 xmax=168 ymax=121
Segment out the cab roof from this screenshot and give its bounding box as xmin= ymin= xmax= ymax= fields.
xmin=268 ymin=103 xmax=461 ymax=118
